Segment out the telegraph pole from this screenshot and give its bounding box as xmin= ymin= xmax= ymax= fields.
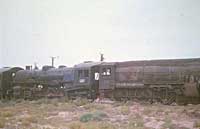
xmin=50 ymin=56 xmax=57 ymax=67
xmin=100 ymin=53 xmax=105 ymax=62
xmin=34 ymin=62 xmax=39 ymax=70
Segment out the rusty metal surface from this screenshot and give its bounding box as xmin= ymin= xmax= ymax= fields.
xmin=98 ymin=58 xmax=200 ymax=101
xmin=115 ymin=62 xmax=200 ymax=84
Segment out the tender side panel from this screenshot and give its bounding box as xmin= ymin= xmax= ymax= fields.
xmin=115 ymin=65 xmax=185 ymax=85
xmin=143 ymin=66 xmax=184 ymax=84
xmin=115 ymin=66 xmax=143 ymax=83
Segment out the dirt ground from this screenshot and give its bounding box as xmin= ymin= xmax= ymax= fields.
xmin=0 ymin=98 xmax=199 ymax=129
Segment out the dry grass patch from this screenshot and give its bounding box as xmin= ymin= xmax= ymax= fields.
xmin=0 ymin=111 xmax=15 ymax=118
xmin=19 ymin=115 xmax=38 ymax=127
xmin=121 ymin=106 xmax=130 ymax=115
xmin=161 ymin=116 xmax=177 ymax=129
xmin=142 ymin=108 xmax=154 ymax=116
xmin=0 ymin=118 xmax=6 ymax=128
xmin=73 ymin=98 xmax=90 ymax=106
xmin=194 ymin=120 xmax=200 ymax=128
xmin=68 ymin=121 xmax=116 ymax=129
xmin=128 ymin=114 xmax=144 ymax=129
xmin=56 ymin=103 xmax=77 ymax=112
xmin=83 ymin=103 xmax=105 ymax=111
xmin=44 ymin=117 xmax=67 ymax=128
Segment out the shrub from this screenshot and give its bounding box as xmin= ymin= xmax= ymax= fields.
xmin=93 ymin=111 xmax=108 ymax=121
xmin=80 ymin=113 xmax=94 ymax=122
xmin=80 ymin=111 xmax=108 ymax=122
xmin=121 ymin=106 xmax=129 ymax=115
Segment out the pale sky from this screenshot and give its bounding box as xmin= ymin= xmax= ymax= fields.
xmin=0 ymin=0 xmax=200 ymax=68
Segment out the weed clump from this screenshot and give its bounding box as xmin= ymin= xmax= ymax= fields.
xmin=80 ymin=111 xmax=108 ymax=122
xmin=80 ymin=113 xmax=93 ymax=122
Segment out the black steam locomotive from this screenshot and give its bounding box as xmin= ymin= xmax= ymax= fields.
xmin=0 ymin=58 xmax=200 ymax=104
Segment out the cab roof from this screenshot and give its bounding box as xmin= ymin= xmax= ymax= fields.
xmin=74 ymin=62 xmax=102 ymax=69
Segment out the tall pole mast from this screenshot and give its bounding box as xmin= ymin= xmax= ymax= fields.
xmin=100 ymin=53 xmax=105 ymax=62
xmin=50 ymin=56 xmax=56 ymax=67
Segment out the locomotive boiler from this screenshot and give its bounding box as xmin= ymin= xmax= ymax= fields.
xmin=12 ymin=65 xmax=72 ymax=99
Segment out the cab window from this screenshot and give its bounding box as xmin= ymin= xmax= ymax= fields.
xmin=78 ymin=70 xmax=89 ymax=78
xmin=102 ymin=68 xmax=111 ymax=76
xmin=84 ymin=70 xmax=89 ymax=77
xmin=78 ymin=70 xmax=83 ymax=78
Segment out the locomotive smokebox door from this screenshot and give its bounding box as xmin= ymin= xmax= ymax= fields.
xmin=99 ymin=63 xmax=116 ymax=98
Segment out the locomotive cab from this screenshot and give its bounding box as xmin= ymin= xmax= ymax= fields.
xmin=69 ymin=62 xmax=102 ymax=99
xmin=99 ymin=62 xmax=116 ymax=98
